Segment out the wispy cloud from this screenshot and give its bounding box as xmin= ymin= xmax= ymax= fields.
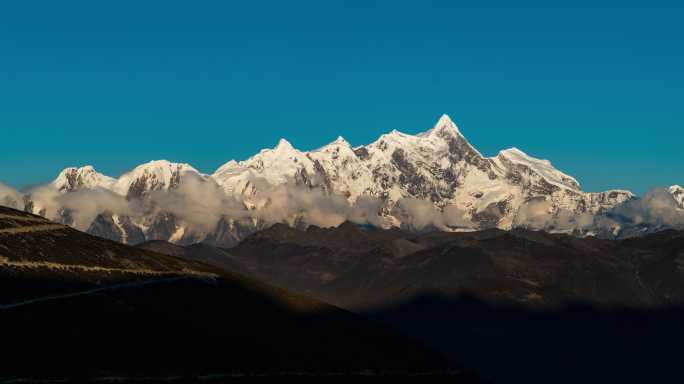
xmin=2 ymin=180 xmax=682 ymax=237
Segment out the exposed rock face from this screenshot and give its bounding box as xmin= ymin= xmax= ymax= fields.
xmin=51 ymin=165 xmax=116 ymax=192
xmin=87 ymin=213 xmax=145 ymax=244
xmin=670 ymin=185 xmax=684 ymax=209
xmin=114 ymin=160 xmax=208 ymax=199
xmin=21 ymin=114 xmax=646 ymax=246
xmin=210 ymin=115 xmax=636 ymax=235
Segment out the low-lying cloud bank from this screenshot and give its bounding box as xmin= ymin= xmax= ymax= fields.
xmin=610 ymin=188 xmax=684 ymax=228
xmin=1 ymin=177 xmax=683 ymax=237
xmin=391 ymin=198 xmax=474 ymax=231
xmin=0 ymin=176 xmax=391 ymax=232
xmin=146 ymin=175 xmax=390 ymax=231
xmin=513 ymin=198 xmax=595 ymax=232
xmin=0 ymin=183 xmax=23 ymax=209
xmin=1 ymin=175 xmax=477 ymax=232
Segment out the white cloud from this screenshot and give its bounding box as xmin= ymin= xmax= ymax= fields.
xmin=0 ymin=183 xmax=23 ymax=209
xmin=611 ymin=188 xmax=684 ymax=228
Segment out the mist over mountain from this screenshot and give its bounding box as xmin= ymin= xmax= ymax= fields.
xmin=1 ymin=115 xmax=682 ymax=246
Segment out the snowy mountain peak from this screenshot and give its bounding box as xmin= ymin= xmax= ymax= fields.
xmin=375 ymin=129 xmax=415 ymax=146
xmin=123 ymin=160 xmax=200 ymax=179
xmin=232 ymin=137 xmax=313 ymax=186
xmin=333 ymin=136 xmax=350 ymax=145
xmin=214 ymin=160 xmax=239 ymax=174
xmin=52 ymin=165 xmax=116 ymax=192
xmin=499 ymin=147 xmax=549 ymax=163
xmin=114 ymin=160 xmax=205 ymax=197
xmin=496 ymin=147 xmax=581 ymax=191
xmin=313 ymin=136 xmax=352 ymax=152
xmin=275 ymin=138 xmax=295 ymax=152
xmin=421 ymin=114 xmax=461 ymax=138
xmin=139 ymin=159 xmax=191 ymax=169
xmin=212 ymin=160 xmax=246 ymax=188
xmin=437 ymin=113 xmax=454 ymax=126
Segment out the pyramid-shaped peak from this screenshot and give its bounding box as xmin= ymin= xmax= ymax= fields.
xmin=421 ymin=114 xmax=461 ymax=137
xmin=437 ymin=113 xmax=455 ymax=126
xmin=434 ymin=113 xmax=459 ymax=130
xmin=333 ymin=136 xmax=349 ymax=144
xmin=312 ymin=136 xmax=353 ymax=153
xmin=326 ymin=136 xmax=351 ymax=147
xmin=274 ymin=138 xmax=295 ymax=151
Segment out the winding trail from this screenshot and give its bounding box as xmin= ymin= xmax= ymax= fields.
xmin=0 ymin=214 xmax=49 ymax=222
xmin=0 ymin=261 xmax=219 ymax=311
xmin=0 ymin=223 xmax=68 ymax=235
xmin=0 ymin=275 xmax=206 ymax=310
xmin=0 ymin=219 xmax=219 ymax=311
xmin=0 ymin=258 xmax=218 ymax=278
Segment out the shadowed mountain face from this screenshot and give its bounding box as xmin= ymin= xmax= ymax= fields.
xmin=136 ymin=239 xmax=246 ymax=274
xmin=141 ymin=222 xmax=684 ymax=383
xmin=371 ymin=296 xmax=684 ymax=384
xmin=0 ymin=207 xmax=468 ymax=381
xmin=217 ymin=223 xmax=684 ymax=310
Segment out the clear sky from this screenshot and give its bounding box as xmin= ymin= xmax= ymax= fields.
xmin=0 ymin=1 xmax=681 ymax=195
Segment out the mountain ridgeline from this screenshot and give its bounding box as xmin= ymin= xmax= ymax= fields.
xmin=3 ymin=114 xmax=683 ymax=247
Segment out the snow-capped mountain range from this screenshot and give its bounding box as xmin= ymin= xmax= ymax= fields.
xmin=14 ymin=115 xmax=683 ymax=245
xmin=53 ymin=160 xmax=207 ymax=197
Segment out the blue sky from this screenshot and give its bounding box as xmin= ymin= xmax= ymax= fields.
xmin=0 ymin=1 xmax=681 ymax=195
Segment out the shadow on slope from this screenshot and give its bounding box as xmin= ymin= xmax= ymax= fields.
xmin=137 ymin=221 xmax=684 ymax=383
xmin=369 ymin=294 xmax=684 ymax=384
xmin=2 ymin=276 xmax=460 ymax=380
xmin=0 ymin=207 xmax=475 ymax=382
